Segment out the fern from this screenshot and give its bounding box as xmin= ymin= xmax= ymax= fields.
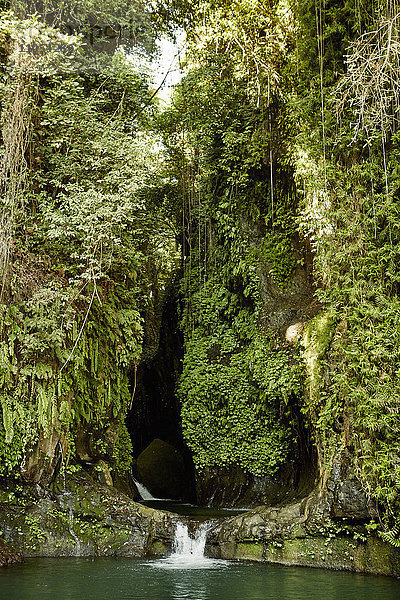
xmin=1 ymin=395 xmax=14 ymax=444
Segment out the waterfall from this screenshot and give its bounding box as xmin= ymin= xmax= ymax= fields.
xmin=172 ymin=522 xmax=208 ymax=559
xmin=132 ymin=477 xmax=157 ymax=501
xmin=150 ymin=520 xmax=226 ymax=570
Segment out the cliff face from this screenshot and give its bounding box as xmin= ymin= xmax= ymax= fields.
xmin=180 ymin=213 xmax=319 ymax=507
xmin=1 ymin=0 xmax=400 ymax=572
xmin=160 ymin=0 xmax=400 ymax=544
xmin=159 ymin=2 xmax=320 ymax=505
xmin=0 ymin=12 xmax=179 ymax=492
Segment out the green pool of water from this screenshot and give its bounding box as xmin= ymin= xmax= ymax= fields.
xmin=0 ymin=557 xmax=399 ymax=600
xmin=137 ymin=499 xmax=251 ymax=518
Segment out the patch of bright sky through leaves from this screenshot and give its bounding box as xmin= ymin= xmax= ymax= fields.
xmin=150 ymin=31 xmax=185 ymax=103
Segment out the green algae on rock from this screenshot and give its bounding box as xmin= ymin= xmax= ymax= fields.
xmin=0 ymin=471 xmax=176 ymax=559
xmin=213 ymin=497 xmax=400 ymax=577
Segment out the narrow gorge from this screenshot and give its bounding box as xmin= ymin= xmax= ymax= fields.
xmin=1 ymin=0 xmax=400 ymax=587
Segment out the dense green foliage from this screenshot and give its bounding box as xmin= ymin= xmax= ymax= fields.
xmin=0 ymin=10 xmax=178 ymax=480
xmin=160 ymin=0 xmax=308 ymax=477
xmin=2 ymin=0 xmax=400 ymax=549
xmin=292 ymin=0 xmax=400 ymax=538
xmin=165 ymin=0 xmax=400 ymax=538
xmin=179 ymin=327 xmax=303 ymax=475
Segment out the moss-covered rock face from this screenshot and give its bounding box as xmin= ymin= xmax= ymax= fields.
xmin=206 ymin=457 xmax=400 ymax=576
xmin=1 ymin=468 xmax=399 ymax=577
xmin=214 ymin=494 xmax=400 ymax=577
xmin=0 ymin=471 xmax=177 ymax=559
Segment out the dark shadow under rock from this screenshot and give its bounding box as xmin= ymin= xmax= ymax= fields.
xmin=196 ymin=453 xmax=317 ymax=508
xmin=135 ymin=438 xmax=191 ymax=500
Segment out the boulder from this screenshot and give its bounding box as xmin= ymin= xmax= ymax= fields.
xmin=135 ymin=438 xmax=188 ymax=500
xmin=327 ymin=458 xmax=376 ymax=520
xmin=0 ymin=539 xmax=23 ymax=567
xmin=0 ymin=471 xmax=177 ymax=559
xmin=285 ymin=322 xmax=304 ymax=343
xmin=213 ymin=493 xmax=400 ymax=576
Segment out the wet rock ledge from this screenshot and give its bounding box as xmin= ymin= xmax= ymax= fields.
xmin=0 ymin=470 xmax=176 ymax=559
xmin=207 ymin=482 xmax=400 ymax=577
xmin=2 ymin=467 xmax=400 ymax=578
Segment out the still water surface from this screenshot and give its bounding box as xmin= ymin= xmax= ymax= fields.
xmin=0 ymin=557 xmax=399 ymax=600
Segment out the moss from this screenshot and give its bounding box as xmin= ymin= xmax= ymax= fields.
xmin=149 ymin=540 xmax=168 ymax=555
xmin=266 ymin=537 xmax=355 ymax=569
xmin=0 ymin=471 xmax=177 ymax=558
xmin=355 ymin=537 xmax=400 ymax=577
xmin=112 ymin=421 xmax=133 ymax=477
xmin=224 ymin=535 xmax=400 ymax=576
xmin=301 ymin=309 xmax=340 ymax=469
xmin=302 ymin=309 xmax=336 ymax=405
xmin=290 ymin=524 xmax=308 ymax=539
xmin=235 ymin=541 xmax=263 ymax=560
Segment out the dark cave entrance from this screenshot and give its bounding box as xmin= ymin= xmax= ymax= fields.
xmin=125 ymin=285 xmax=318 ymax=509
xmin=126 ymin=285 xmax=197 ymax=503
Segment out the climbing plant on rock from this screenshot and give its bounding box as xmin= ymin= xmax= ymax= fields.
xmin=0 ymin=10 xmax=179 ymax=482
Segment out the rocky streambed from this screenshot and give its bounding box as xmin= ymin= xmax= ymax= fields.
xmin=1 ymin=469 xmax=400 ymax=577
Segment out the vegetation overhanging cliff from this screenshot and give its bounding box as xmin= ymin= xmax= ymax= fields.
xmin=0 ymin=0 xmax=400 ymax=572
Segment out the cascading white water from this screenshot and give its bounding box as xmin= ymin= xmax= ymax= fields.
xmin=151 ymin=520 xmax=227 ymax=570
xmin=173 ymin=522 xmax=208 ymax=559
xmin=132 ymin=477 xmax=156 ymax=501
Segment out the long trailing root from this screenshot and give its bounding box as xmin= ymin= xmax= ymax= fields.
xmin=0 ymin=67 xmax=36 ymax=299
xmin=334 ymin=9 xmax=400 ymax=142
